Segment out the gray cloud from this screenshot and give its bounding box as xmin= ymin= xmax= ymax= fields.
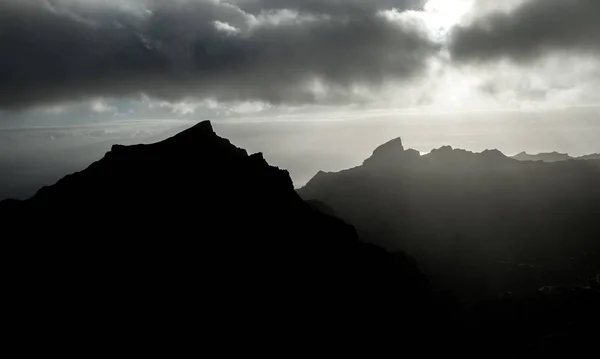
xmin=450 ymin=0 xmax=600 ymax=63
xmin=235 ymin=0 xmax=424 ymax=15
xmin=0 ymin=0 xmax=436 ymax=110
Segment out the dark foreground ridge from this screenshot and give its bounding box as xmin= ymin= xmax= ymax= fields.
xmin=2 ymin=121 xmax=434 ymax=355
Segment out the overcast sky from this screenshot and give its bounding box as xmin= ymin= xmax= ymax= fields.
xmin=1 ymin=0 xmax=600 ymax=198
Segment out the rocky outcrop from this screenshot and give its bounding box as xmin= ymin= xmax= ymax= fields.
xmin=363 ymin=137 xmax=421 ymax=167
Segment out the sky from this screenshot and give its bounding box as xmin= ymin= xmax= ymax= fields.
xmin=1 ymin=0 xmax=600 ymax=198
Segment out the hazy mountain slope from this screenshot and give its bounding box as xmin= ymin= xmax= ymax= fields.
xmin=299 ymin=138 xmax=600 ymax=296
xmin=512 ymin=151 xmax=600 ymax=162
xmin=512 ymin=151 xmax=573 ymax=162
xmin=577 ymin=153 xmax=600 ymax=160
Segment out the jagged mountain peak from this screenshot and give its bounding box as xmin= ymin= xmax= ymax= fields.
xmin=481 ymin=149 xmax=508 ymax=158
xmin=433 ymin=145 xmax=454 ymax=152
xmin=424 ymin=146 xmax=468 ymax=160
xmin=166 ymin=120 xmax=215 ymax=141
xmin=423 ymin=146 xmax=510 ymax=163
xmin=110 ymin=120 xmax=215 ymax=151
xmin=374 ymin=137 xmax=405 ymax=154
xmin=362 ymin=138 xmax=516 ymax=169
xmin=363 ymin=137 xmax=415 ymax=166
xmin=9 ymin=121 xmax=285 ymax=207
xmin=107 ymin=120 xmax=248 ymax=160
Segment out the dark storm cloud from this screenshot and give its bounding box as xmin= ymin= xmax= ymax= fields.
xmin=0 ymin=0 xmax=436 ymax=109
xmin=449 ymin=0 xmax=600 ymax=63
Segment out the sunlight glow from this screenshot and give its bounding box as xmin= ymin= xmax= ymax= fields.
xmin=423 ymin=0 xmax=474 ymax=36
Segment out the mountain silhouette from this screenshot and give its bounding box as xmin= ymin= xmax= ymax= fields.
xmin=576 ymin=153 xmax=600 ymax=160
xmin=2 ymin=125 xmax=598 ymax=357
xmin=512 ymin=151 xmax=573 ymax=162
xmin=299 ymin=138 xmax=600 ymax=298
xmin=363 ymin=137 xmax=421 ymax=167
xmin=2 ymin=121 xmax=439 ymax=354
xmin=512 ymin=151 xmax=600 ymax=162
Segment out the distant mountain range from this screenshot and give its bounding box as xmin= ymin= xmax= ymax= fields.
xmin=299 ymin=137 xmax=600 ymax=297
xmin=512 ymin=151 xmax=600 ymax=162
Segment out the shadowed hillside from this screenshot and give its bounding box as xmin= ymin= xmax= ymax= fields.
xmin=299 ymin=137 xmax=600 ymax=298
